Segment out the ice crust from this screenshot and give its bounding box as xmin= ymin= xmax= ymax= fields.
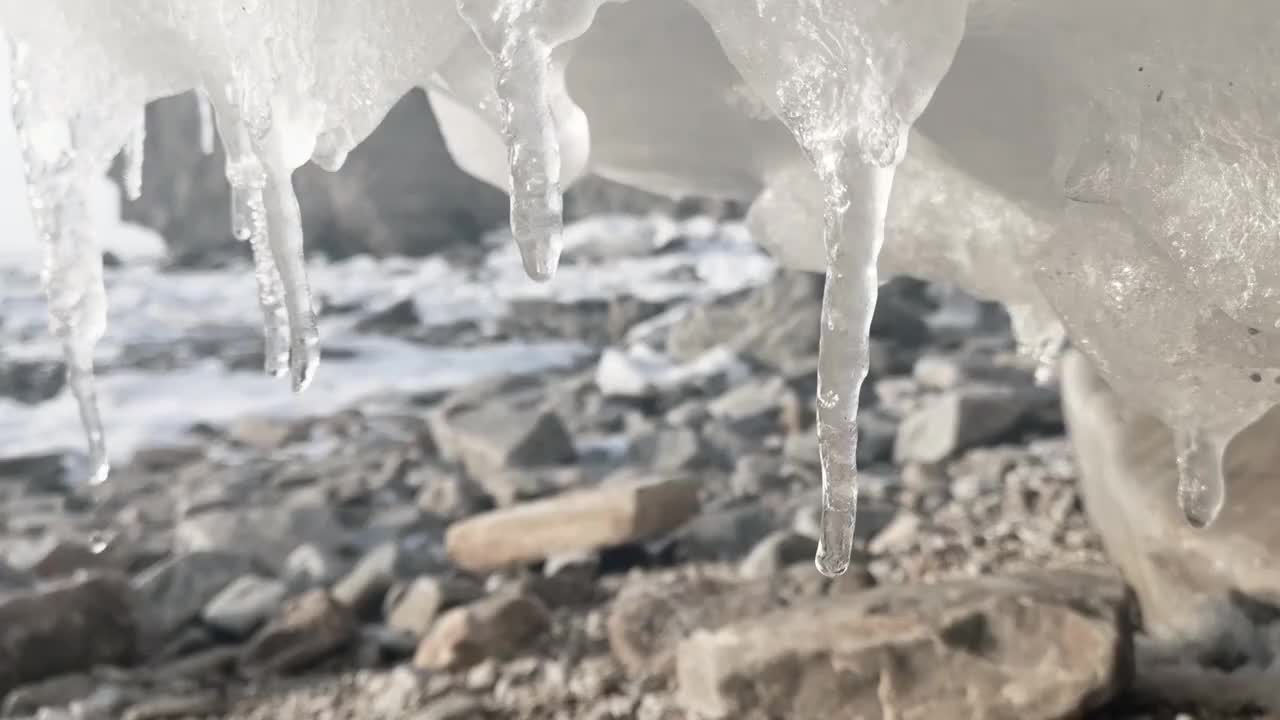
xmin=4 ymin=0 xmax=1279 ymax=574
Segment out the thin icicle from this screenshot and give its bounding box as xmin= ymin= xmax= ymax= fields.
xmin=457 ymin=0 xmax=564 ymax=281
xmin=10 ymin=42 xmax=110 ymax=484
xmin=254 ymin=124 xmax=321 ymax=392
xmin=1174 ymin=426 xmax=1227 ymax=529
xmin=196 ymin=91 xmax=215 ymax=156
xmin=814 ymin=160 xmax=895 ymax=577
xmin=122 ymin=109 xmax=146 ymax=201
xmin=216 ymin=106 xmax=292 ymax=378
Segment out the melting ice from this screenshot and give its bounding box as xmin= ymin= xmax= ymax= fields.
xmin=4 ymin=0 xmax=1280 ymax=576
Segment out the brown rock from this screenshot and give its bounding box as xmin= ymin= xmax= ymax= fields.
xmin=413 ymin=589 xmax=550 ymax=671
xmin=240 ymin=589 xmax=356 ymax=675
xmin=0 ymin=572 xmax=139 ymax=697
xmin=446 ymin=477 xmax=699 ymax=572
xmin=607 ymin=573 xmax=785 ymax=679
xmin=676 ymin=566 xmax=1133 ymax=720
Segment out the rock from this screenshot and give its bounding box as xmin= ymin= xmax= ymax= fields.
xmin=738 ymin=531 xmax=818 ymax=579
xmin=1061 ymin=350 xmax=1280 ymax=645
xmin=13 ymin=537 xmax=107 ymax=579
xmin=607 ymin=574 xmax=785 ymax=678
xmin=446 ymin=476 xmax=700 ymax=572
xmin=385 ymin=577 xmax=446 ymax=638
xmin=661 ymin=502 xmax=779 ymax=563
xmin=856 ymin=408 xmax=898 ymax=466
xmin=413 ymin=589 xmax=550 ymax=671
xmin=707 ymin=377 xmax=788 ymax=436
xmin=441 ymin=396 xmax=576 ymax=479
xmin=226 ymin=416 xmax=295 ymax=452
xmin=627 ymin=427 xmax=718 ymax=471
xmin=356 ymin=298 xmax=421 ymax=333
xmin=240 ymin=589 xmax=356 ymax=674
xmin=474 ymin=466 xmax=589 ymax=507
xmin=413 ymin=466 xmax=489 ymax=520
xmin=675 ymin=567 xmax=1133 ymax=719
xmin=867 ymin=512 xmax=923 ymax=555
xmin=132 ymin=551 xmax=256 ymax=639
xmin=122 ymin=691 xmax=225 ymax=720
xmin=331 ymin=541 xmax=440 ymax=619
xmin=174 ymin=503 xmax=345 ymax=574
xmin=0 ymin=360 xmax=65 ymax=404
xmin=415 ymin=693 xmax=494 ymax=720
xmin=118 ymin=89 xmax=506 ymax=265
xmin=0 ymin=573 xmax=139 ymax=697
xmin=283 ymin=544 xmax=343 ymax=588
xmin=893 ymin=385 xmax=1036 ymax=465
xmin=1 ymin=673 xmax=95 ymax=716
xmin=201 ymin=574 xmax=288 ymax=637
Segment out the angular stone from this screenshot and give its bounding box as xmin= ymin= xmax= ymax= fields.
xmin=0 ymin=573 xmax=139 ymax=697
xmin=14 ymin=537 xmax=107 ymax=579
xmin=607 ymin=573 xmax=785 ymax=679
xmin=446 ymin=477 xmax=699 ymax=572
xmin=118 ymin=89 xmax=506 ymax=265
xmin=240 ymin=590 xmax=356 ymax=675
xmin=174 ymin=503 xmax=345 ymax=575
xmin=738 ymin=531 xmax=818 ymax=579
xmin=413 ymin=589 xmax=550 ymax=671
xmin=675 ymin=567 xmax=1132 ymax=720
xmin=441 ymin=397 xmax=576 ymax=479
xmin=201 ymin=574 xmax=289 ymax=638
xmin=1 ymin=672 xmax=95 ymax=717
xmin=132 ymin=551 xmax=256 ymax=639
xmin=385 ymin=577 xmax=445 ymax=638
xmin=894 ymin=385 xmax=1035 ymax=465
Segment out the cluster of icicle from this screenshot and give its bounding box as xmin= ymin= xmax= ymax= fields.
xmin=6 ymin=0 xmax=1280 ymax=577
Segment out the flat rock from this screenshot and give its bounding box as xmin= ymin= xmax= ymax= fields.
xmin=201 ymin=574 xmax=288 ymax=637
xmin=0 ymin=573 xmax=139 ymax=697
xmin=607 ymin=573 xmax=786 ymax=679
xmin=413 ymin=589 xmax=550 ymax=671
xmin=894 ymin=385 xmax=1036 ymax=465
xmin=132 ymin=551 xmax=256 ymax=640
xmin=446 ymin=476 xmax=699 ymax=572
xmin=675 ymin=566 xmax=1133 ymax=720
xmin=240 ymin=589 xmax=356 ymax=675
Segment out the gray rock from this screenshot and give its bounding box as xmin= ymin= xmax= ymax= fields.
xmin=355 ymin=298 xmax=422 ymax=333
xmin=607 ymin=574 xmax=785 ymax=679
xmin=412 ymin=466 xmax=488 ymax=520
xmin=282 ymin=544 xmax=343 ymax=588
xmin=627 ymin=426 xmax=717 ymax=471
xmin=738 ymin=531 xmax=818 ymax=579
xmin=0 ymin=360 xmax=65 ymax=404
xmin=893 ymin=385 xmax=1036 ymax=465
xmin=174 ymin=503 xmax=345 ymax=574
xmin=0 ymin=573 xmax=140 ymax=697
xmin=413 ymin=589 xmax=550 ymax=671
xmin=11 ymin=537 xmax=107 ymax=579
xmin=416 ymin=693 xmax=495 ymax=720
xmin=707 ymin=377 xmax=788 ymax=436
xmin=132 ymin=551 xmax=256 ymax=639
xmin=332 ymin=543 xmax=408 ymax=619
xmin=446 ymin=476 xmax=700 ymax=572
xmin=241 ymin=589 xmax=356 ymax=675
xmin=1 ymin=672 xmax=95 ymax=717
xmin=201 ymin=574 xmax=288 ymax=637
xmin=662 ymin=502 xmax=779 ymax=564
xmin=117 ymin=89 xmax=507 ymax=264
xmin=384 ymin=577 xmax=446 ymax=638
xmin=675 ymin=566 xmax=1133 ymax=719
xmin=439 ymin=394 xmax=576 ymax=479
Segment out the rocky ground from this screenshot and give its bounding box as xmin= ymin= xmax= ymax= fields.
xmin=0 ymin=215 xmax=1261 ymax=719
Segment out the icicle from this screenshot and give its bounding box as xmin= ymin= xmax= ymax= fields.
xmin=457 ymin=0 xmax=564 ymax=281
xmin=9 ymin=42 xmax=110 ymax=484
xmin=814 ymin=160 xmax=896 ymax=577
xmin=121 ymin=109 xmax=146 ymax=201
xmin=196 ymin=91 xmax=215 ymax=156
xmin=253 ymin=124 xmax=321 ymax=392
xmin=217 ymin=108 xmax=292 ymax=378
xmin=1174 ymin=426 xmax=1226 ymax=529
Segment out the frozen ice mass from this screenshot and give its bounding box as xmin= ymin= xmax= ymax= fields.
xmin=3 ymin=0 xmax=1280 ymax=576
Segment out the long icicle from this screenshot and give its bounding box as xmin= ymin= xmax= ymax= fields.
xmin=10 ymin=42 xmax=110 ymax=484
xmin=456 ymin=0 xmax=565 ymax=281
xmin=814 ymin=160 xmax=895 ymax=577
xmin=255 ymin=123 xmax=320 ymax=392
xmin=215 ymin=103 xmax=291 ymax=378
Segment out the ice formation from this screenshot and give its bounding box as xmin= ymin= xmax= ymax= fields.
xmin=5 ymin=0 xmax=1280 ymax=575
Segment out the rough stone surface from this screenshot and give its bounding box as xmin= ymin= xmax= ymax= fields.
xmin=240 ymin=590 xmax=357 ymax=675
xmin=446 ymin=477 xmax=699 ymax=572
xmin=0 ymin=573 xmax=139 ymax=697
xmin=413 ymin=590 xmax=550 ymax=671
xmin=894 ymin=385 xmax=1036 ymax=465
xmin=201 ymin=574 xmax=289 ymax=638
xmin=676 ymin=567 xmax=1133 ymax=720
xmin=132 ymin=551 xmax=257 ymax=639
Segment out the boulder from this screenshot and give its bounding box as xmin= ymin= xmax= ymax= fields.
xmin=675 ymin=566 xmax=1132 ymax=720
